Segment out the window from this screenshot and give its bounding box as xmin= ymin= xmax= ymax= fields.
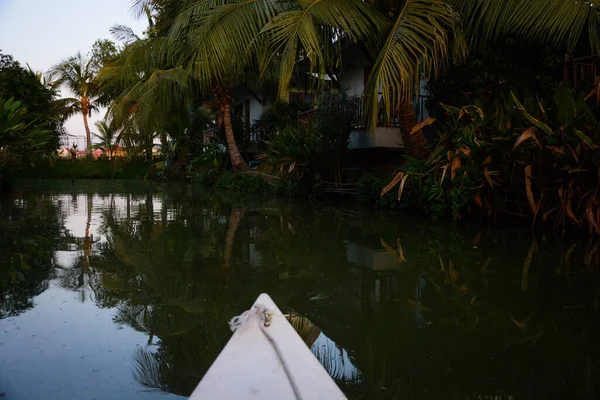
xmin=289 ymin=91 xmax=314 ymax=106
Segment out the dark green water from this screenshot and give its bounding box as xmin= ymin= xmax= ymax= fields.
xmin=1 ymin=180 xmax=599 ymax=400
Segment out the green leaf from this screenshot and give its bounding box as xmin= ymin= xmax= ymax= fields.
xmin=441 ymin=103 xmax=461 ymax=115
xmin=574 ymin=130 xmax=596 ymax=149
xmin=554 ymin=82 xmax=567 ymax=107
xmin=556 ymin=89 xmax=576 ymax=127
xmin=575 ymin=92 xmax=596 ymax=125
xmin=511 ymin=92 xmax=553 ymax=135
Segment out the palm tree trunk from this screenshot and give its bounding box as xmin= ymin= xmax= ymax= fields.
xmin=213 ymin=86 xmax=248 ymax=171
xmin=222 ymin=208 xmax=245 ymax=270
xmin=82 ymin=113 xmax=92 ymax=154
xmin=221 ymin=102 xmax=248 ymax=171
xmin=82 ymin=97 xmax=92 ymax=154
xmin=83 ymin=193 xmax=92 ymax=275
xmin=398 ymin=99 xmax=429 ymax=159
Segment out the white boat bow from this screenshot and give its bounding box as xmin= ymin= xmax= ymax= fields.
xmin=188 ymin=293 xmax=347 ymax=399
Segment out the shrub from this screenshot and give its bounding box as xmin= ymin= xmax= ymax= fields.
xmin=10 ymin=158 xmax=148 ymax=179
xmin=270 ymin=177 xmax=309 ymax=198
xmin=357 ymin=173 xmax=398 ymax=209
xmin=259 ymin=124 xmax=318 ymax=180
xmin=215 ymin=172 xmax=268 ymax=195
xmin=193 ymin=168 xmax=221 ymax=187
xmin=384 ymin=83 xmax=600 ymax=232
xmin=252 ymin=100 xmax=311 ymax=140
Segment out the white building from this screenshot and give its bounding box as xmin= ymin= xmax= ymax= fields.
xmin=232 ymin=46 xmax=430 ymax=151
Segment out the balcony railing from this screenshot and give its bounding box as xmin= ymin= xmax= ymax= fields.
xmin=564 ymin=54 xmax=600 ymax=88
xmin=298 ymin=94 xmax=429 ymax=130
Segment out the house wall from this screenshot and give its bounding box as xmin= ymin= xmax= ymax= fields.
xmin=374 ymin=127 xmax=403 ymax=148
xmin=339 ymin=46 xmax=370 ymax=97
xmin=340 ymin=66 xmax=365 ymax=97
xmin=233 ymin=88 xmax=269 ymax=125
xmin=348 ymin=127 xmax=403 ymax=149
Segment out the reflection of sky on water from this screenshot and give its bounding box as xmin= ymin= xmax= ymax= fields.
xmin=54 ymin=250 xmax=79 ymax=269
xmin=4 ymin=183 xmax=593 ymax=399
xmin=0 ymin=190 xmax=404 ymax=398
xmin=0 ymin=192 xmax=184 ymax=400
xmin=311 ymin=332 xmax=361 ymax=384
xmin=0 ymin=282 xmax=184 ymax=400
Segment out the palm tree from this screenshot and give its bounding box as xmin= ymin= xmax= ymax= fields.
xmin=164 ymin=1 xmax=285 ymax=171
xmin=92 ymin=120 xmax=120 ymax=158
xmin=451 ymin=0 xmax=600 ymax=53
xmin=48 ymin=52 xmax=101 ymax=154
xmin=165 ymin=0 xmax=453 ymax=159
xmin=121 ymin=0 xmax=600 ymax=161
xmin=375 ymin=0 xmax=600 ymax=157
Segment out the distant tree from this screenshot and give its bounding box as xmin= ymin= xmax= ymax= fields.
xmin=90 ymin=39 xmax=120 ymax=73
xmin=0 ymin=52 xmax=55 ymax=116
xmin=48 ymin=52 xmax=102 ymax=154
xmin=92 ymin=120 xmax=120 ymax=158
xmin=0 ymin=51 xmax=63 ymax=150
xmin=89 ymin=39 xmax=126 ymax=106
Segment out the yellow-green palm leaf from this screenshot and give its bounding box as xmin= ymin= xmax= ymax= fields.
xmin=365 ymin=0 xmax=464 ymax=131
xmin=259 ymin=0 xmax=386 ymax=97
xmin=170 ymin=0 xmax=279 ymax=88
xmin=453 ymin=0 xmax=600 ymax=53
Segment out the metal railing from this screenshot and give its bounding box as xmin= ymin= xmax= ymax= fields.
xmin=564 ymin=54 xmax=600 ymax=88
xmin=297 ymin=94 xmax=430 ymax=129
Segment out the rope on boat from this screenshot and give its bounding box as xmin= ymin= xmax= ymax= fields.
xmin=229 ymin=304 xmax=303 ymax=400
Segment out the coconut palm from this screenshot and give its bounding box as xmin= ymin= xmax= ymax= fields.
xmin=99 ymin=32 xmax=194 ymax=160
xmin=164 ymin=1 xmax=287 ymax=171
xmin=119 ymin=0 xmax=600 ymax=161
xmin=164 ymin=0 xmax=455 ymax=159
xmin=452 ymin=0 xmax=600 ymax=53
xmin=48 ymin=52 xmax=101 ymax=154
xmin=92 ymin=120 xmax=120 ymax=158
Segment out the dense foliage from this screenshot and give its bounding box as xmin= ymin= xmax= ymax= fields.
xmin=0 ymin=52 xmax=56 ymax=121
xmin=5 ymin=0 xmax=600 ymax=235
xmin=0 ymin=51 xmax=63 ymax=163
xmin=381 ymin=83 xmax=600 ymax=233
xmin=0 ymin=97 xmax=56 ymax=168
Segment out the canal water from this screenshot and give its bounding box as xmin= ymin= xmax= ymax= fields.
xmin=0 ymin=180 xmax=598 ymax=399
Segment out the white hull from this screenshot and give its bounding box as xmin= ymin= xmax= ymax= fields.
xmin=188 ymin=293 xmax=347 ymax=399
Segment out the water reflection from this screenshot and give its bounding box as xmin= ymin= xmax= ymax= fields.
xmin=0 ymin=180 xmax=599 ymax=399
xmin=0 ymin=192 xmax=62 ymax=318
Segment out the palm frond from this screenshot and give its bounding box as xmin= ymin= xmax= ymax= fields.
xmin=51 ymin=97 xmax=81 ymax=122
xmin=167 ymin=0 xmax=228 ymax=45
xmin=178 ymin=0 xmax=279 ymax=87
xmin=132 ymin=347 xmax=168 ymax=392
xmin=128 ymin=0 xmax=156 ymax=20
xmin=258 ymin=0 xmax=385 ymax=98
xmin=110 ymin=24 xmax=141 ymax=44
xmin=365 ymin=0 xmax=464 ymax=131
xmin=452 ymin=0 xmax=600 ymax=53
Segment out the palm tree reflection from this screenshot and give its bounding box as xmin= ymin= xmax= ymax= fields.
xmin=288 ymin=312 xmax=361 ymax=385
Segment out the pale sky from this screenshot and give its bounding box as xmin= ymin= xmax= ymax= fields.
xmin=0 ymin=0 xmax=147 ymax=146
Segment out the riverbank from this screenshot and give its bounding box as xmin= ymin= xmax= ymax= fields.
xmin=7 ymin=159 xmax=150 ymax=180
xmin=6 ymin=159 xmax=596 ymax=238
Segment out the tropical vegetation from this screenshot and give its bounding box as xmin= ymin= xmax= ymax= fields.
xmin=3 ymin=0 xmax=600 ymax=234
xmin=48 ymin=52 xmax=104 ymax=154
xmin=0 ymin=52 xmax=63 ymax=181
xmin=92 ymin=120 xmax=120 ymax=159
